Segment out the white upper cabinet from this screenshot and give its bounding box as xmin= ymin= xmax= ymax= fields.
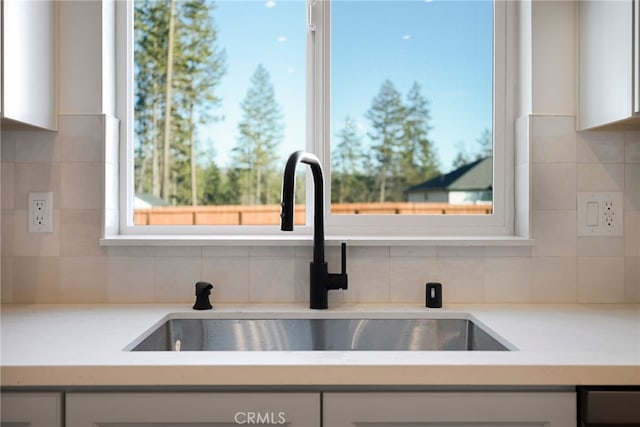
xmin=578 ymin=0 xmax=639 ymax=130
xmin=1 ymin=0 xmax=57 ymax=130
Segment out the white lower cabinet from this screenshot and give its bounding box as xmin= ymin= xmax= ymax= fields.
xmin=65 ymin=392 xmax=320 ymax=427
xmin=0 ymin=392 xmax=62 ymax=427
xmin=323 ymin=392 xmax=576 ymax=426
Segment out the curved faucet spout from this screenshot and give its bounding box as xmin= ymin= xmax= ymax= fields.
xmin=281 ymin=150 xmax=347 ymax=309
xmin=280 ymin=150 xmax=325 ymax=264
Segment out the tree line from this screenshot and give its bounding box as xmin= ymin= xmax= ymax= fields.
xmin=134 ymin=0 xmax=490 ymax=207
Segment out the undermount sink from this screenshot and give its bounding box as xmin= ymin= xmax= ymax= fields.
xmin=128 ymin=316 xmax=512 ymax=352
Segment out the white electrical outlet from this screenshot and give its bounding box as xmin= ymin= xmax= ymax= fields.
xmin=577 ymin=192 xmax=623 ymax=236
xmin=28 ymin=192 xmax=53 ymax=233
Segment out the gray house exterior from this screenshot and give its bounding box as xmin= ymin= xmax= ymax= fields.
xmin=407 ymin=157 xmax=492 ymax=204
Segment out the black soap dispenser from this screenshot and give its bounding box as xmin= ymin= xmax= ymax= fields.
xmin=425 ymin=282 xmax=442 ymax=308
xmin=193 ymin=281 xmax=213 ymax=310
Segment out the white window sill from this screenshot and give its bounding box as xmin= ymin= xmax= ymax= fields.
xmin=100 ymin=234 xmax=534 ymax=247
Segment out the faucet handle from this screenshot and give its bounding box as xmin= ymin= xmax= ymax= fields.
xmin=327 ymin=243 xmax=348 ymax=291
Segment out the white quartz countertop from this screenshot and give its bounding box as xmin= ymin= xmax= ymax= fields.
xmin=1 ymin=303 xmax=639 ymax=387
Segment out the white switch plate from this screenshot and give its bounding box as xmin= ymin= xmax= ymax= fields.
xmin=28 ymin=192 xmax=53 ymax=233
xmin=577 ymin=192 xmax=623 ymax=236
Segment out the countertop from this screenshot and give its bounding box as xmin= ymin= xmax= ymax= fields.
xmin=1 ymin=304 xmax=639 ymax=387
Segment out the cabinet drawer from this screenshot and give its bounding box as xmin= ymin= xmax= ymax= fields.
xmin=66 ymin=392 xmax=319 ymax=427
xmin=324 ymin=392 xmax=576 ymax=426
xmin=0 ymin=392 xmax=62 ymax=427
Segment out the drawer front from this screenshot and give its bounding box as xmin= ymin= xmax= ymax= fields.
xmin=66 ymin=392 xmax=320 ymax=427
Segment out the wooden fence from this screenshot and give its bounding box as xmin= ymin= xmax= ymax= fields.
xmin=134 ymin=203 xmax=492 ymax=225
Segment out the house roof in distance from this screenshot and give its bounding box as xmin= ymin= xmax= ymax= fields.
xmin=408 ymin=157 xmax=493 ymax=193
xmin=134 ymin=193 xmax=169 ymax=208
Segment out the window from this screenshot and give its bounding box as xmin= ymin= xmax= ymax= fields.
xmin=117 ymin=0 xmax=514 ymax=239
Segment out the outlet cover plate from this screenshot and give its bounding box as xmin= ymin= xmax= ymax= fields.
xmin=577 ymin=192 xmax=623 ymax=236
xmin=27 ymin=192 xmax=53 ymax=233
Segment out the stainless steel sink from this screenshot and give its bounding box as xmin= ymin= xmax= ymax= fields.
xmin=129 ymin=317 xmax=512 ymax=351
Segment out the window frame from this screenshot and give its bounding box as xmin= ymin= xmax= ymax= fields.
xmin=113 ymin=0 xmax=518 ymax=241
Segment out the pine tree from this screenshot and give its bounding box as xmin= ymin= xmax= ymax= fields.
xmin=162 ymin=0 xmax=178 ymax=203
xmin=452 ymin=141 xmax=472 ymax=169
xmin=134 ymin=0 xmax=227 ymax=206
xmin=173 ymin=0 xmax=227 ymax=205
xmin=365 ymin=80 xmax=406 ymax=202
xmin=134 ymin=0 xmax=170 ymax=199
xmin=403 ymin=82 xmax=440 ymax=189
xmin=332 ymin=117 xmax=367 ymax=203
xmin=232 ymin=64 xmax=285 ymax=205
xmin=476 ymin=128 xmax=492 ymax=160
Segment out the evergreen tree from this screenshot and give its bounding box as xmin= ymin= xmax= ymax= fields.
xmin=332 ymin=117 xmax=367 ymax=203
xmin=134 ymin=0 xmax=170 ymax=199
xmin=452 ymin=141 xmax=472 ymax=169
xmin=365 ymin=80 xmax=406 ymax=202
xmin=403 ymin=82 xmax=440 ymax=188
xmin=476 ymin=128 xmax=492 ymax=160
xmin=133 ymin=0 xmax=227 ymax=206
xmin=232 ymin=64 xmax=285 ymax=205
xmin=173 ymin=0 xmax=227 ymax=205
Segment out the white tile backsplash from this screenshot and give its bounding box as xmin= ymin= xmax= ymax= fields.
xmin=13 ymin=256 xmax=61 ymax=303
xmin=202 ymin=256 xmax=250 ymax=303
xmin=60 ymin=256 xmax=108 ymax=303
xmin=60 ymin=209 xmax=104 ymax=256
xmin=1 ymin=211 xmax=14 ymax=256
xmin=625 ymin=211 xmax=640 ymax=257
xmin=1 ymin=132 xmax=16 ymax=162
xmin=1 ymin=257 xmax=14 ymax=303
xmin=13 ymin=162 xmax=61 ymax=208
xmin=61 ymin=162 xmax=102 ymax=209
xmin=577 ymin=162 xmax=624 ymax=192
xmin=13 ymin=209 xmax=61 ymax=256
xmin=532 ymin=163 xmax=577 ymax=210
xmin=390 ymin=246 xmax=437 ymax=257
xmin=532 ymin=210 xmax=577 ymax=256
xmin=107 ymin=256 xmax=155 ymax=303
xmin=390 ymin=257 xmax=437 ymax=303
xmin=625 ymin=163 xmax=640 ymax=211
xmin=624 ymin=257 xmax=640 ymax=303
xmin=483 ymin=257 xmax=531 ymax=303
xmin=1 ymin=114 xmax=639 ymax=305
xmin=626 ymin=131 xmax=640 ymax=162
xmin=577 ymin=131 xmax=626 ymax=163
xmin=249 ymin=257 xmax=295 ymax=302
xmin=343 ymin=255 xmax=390 ymax=303
xmin=532 ymin=116 xmax=576 ymax=163
xmin=14 ymin=131 xmax=61 ymax=163
xmin=154 ymin=257 xmax=202 ymax=303
xmin=436 ymin=257 xmax=484 ymax=303
xmin=60 ymin=115 xmax=104 ymax=162
xmin=578 ymin=257 xmax=625 ymax=303
xmin=530 ymin=257 xmax=577 ymax=303
xmin=1 ymin=162 xmax=14 ymax=210
xmin=154 ymin=246 xmax=202 ymax=257
xmin=578 ymin=236 xmax=625 ymax=257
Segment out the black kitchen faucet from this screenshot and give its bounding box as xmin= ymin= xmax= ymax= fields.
xmin=280 ymin=150 xmax=348 ymax=309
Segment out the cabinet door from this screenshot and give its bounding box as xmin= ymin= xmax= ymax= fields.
xmin=324 ymin=392 xmax=575 ymax=427
xmin=1 ymin=0 xmax=56 ymax=130
xmin=578 ymin=0 xmax=635 ymax=129
xmin=0 ymin=392 xmax=62 ymax=427
xmin=66 ymin=392 xmax=319 ymax=427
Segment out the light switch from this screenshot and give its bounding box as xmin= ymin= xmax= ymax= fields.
xmin=586 ymin=202 xmax=599 ymax=226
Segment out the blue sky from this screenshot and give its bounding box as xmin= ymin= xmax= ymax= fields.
xmin=202 ymin=0 xmax=493 ymax=173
